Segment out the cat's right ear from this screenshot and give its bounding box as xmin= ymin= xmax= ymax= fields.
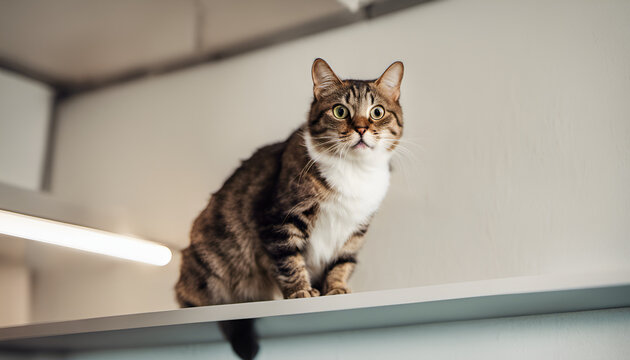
xmin=312 ymin=58 xmax=342 ymax=100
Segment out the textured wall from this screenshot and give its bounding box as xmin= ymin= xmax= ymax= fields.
xmin=44 ymin=0 xmax=630 ymax=320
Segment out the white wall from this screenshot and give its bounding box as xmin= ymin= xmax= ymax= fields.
xmin=0 ymin=67 xmax=50 ymax=327
xmin=30 ymin=252 xmax=180 ymax=323
xmin=0 ymin=69 xmax=52 ymax=191
xmin=0 ymin=262 xmax=30 ymax=327
xmin=45 ymin=0 xmax=630 ymax=320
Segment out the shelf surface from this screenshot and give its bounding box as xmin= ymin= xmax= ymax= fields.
xmin=1 ymin=271 xmax=629 ymax=353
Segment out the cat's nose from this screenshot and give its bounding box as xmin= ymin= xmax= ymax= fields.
xmin=355 ymin=127 xmax=367 ymax=135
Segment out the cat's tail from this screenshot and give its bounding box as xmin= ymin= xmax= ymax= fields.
xmin=219 ymin=318 xmax=259 ymax=360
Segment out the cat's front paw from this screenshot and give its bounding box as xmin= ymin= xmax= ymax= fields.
xmin=325 ymin=287 xmax=350 ymax=296
xmin=288 ymin=288 xmax=320 ymax=299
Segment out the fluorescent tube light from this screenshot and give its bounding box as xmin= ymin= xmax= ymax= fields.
xmin=0 ymin=210 xmax=172 ymax=266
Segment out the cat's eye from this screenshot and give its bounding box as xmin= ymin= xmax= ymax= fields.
xmin=332 ymin=105 xmax=349 ymax=119
xmin=370 ymin=105 xmax=385 ymax=120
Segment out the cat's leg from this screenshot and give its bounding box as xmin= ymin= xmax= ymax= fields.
xmin=262 ymin=200 xmax=322 ymax=299
xmin=263 ymin=225 xmax=320 ymax=298
xmin=322 ymin=231 xmax=366 ymax=295
xmin=272 ymin=251 xmax=320 ymax=299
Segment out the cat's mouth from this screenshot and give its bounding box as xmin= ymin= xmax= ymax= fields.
xmin=353 ymin=139 xmax=372 ymax=149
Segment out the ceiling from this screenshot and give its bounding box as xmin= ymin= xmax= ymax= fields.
xmin=0 ymin=0 xmax=356 ymax=88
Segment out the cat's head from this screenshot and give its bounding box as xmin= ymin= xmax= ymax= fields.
xmin=307 ymin=58 xmax=404 ymax=160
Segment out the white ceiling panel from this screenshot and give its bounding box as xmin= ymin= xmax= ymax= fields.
xmin=0 ymin=0 xmax=197 ymax=82
xmin=0 ymin=0 xmax=353 ymax=85
xmin=200 ymin=0 xmax=347 ymax=52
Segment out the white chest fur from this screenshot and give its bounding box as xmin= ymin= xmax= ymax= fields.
xmin=304 ymin=135 xmax=391 ymax=282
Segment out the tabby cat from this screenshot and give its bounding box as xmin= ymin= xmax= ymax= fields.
xmin=175 ymin=58 xmax=404 ymax=359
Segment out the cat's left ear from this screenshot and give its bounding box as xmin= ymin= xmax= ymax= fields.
xmin=312 ymin=58 xmax=342 ymax=100
xmin=375 ymin=61 xmax=404 ymax=102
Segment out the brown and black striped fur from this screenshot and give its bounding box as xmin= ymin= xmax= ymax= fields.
xmin=175 ymin=60 xmax=403 ymax=358
xmin=176 ymin=130 xmax=325 ymax=304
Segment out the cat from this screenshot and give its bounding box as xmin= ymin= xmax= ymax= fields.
xmin=175 ymin=58 xmax=404 ymax=359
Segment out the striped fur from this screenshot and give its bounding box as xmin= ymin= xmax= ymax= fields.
xmin=176 ymin=59 xmax=404 ymax=308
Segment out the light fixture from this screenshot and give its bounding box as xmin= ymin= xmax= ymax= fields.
xmin=0 ymin=210 xmax=172 ymax=266
xmin=336 ymin=0 xmax=373 ymax=12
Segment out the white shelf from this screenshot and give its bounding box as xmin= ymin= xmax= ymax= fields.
xmin=1 ymin=272 xmax=629 ymax=353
